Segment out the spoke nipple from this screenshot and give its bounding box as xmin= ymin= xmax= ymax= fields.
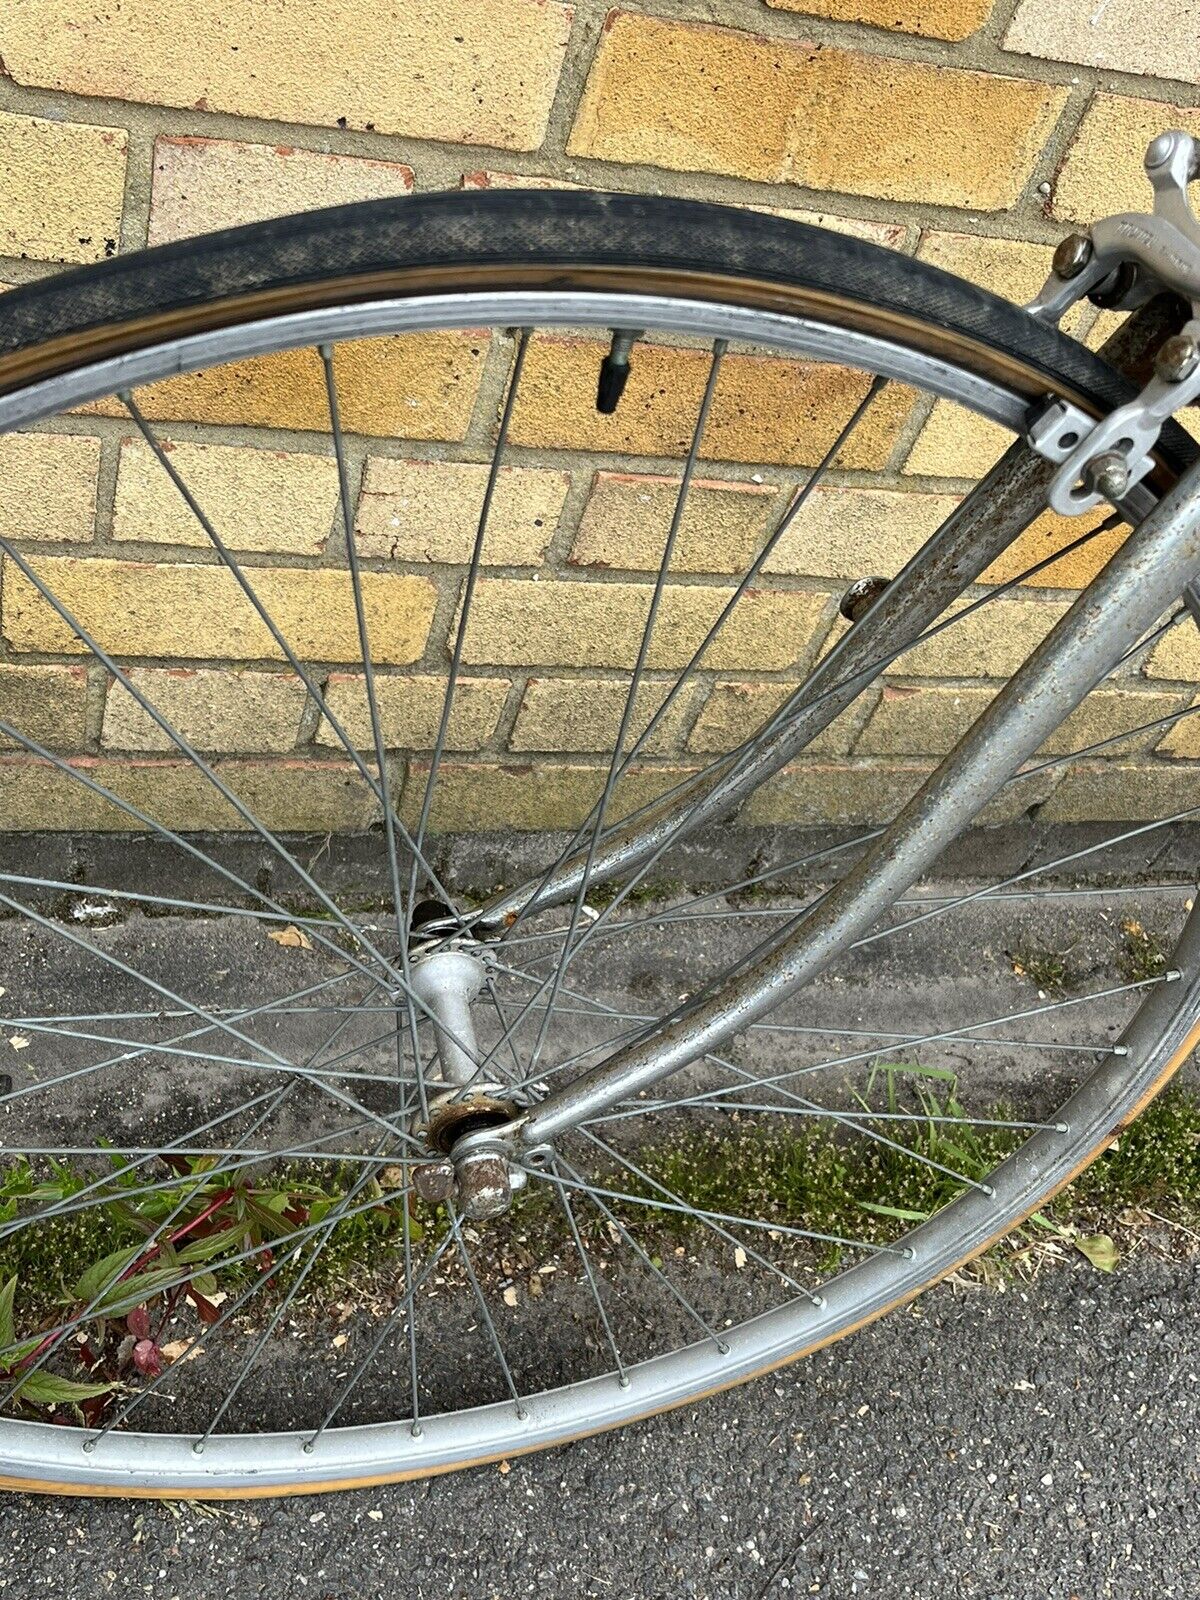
xmin=516 ymin=1406 xmax=530 ymax=1423
xmin=191 ymin=1441 xmax=205 ymax=1456
xmin=81 ymin=1438 xmax=96 ymax=1454
xmin=717 ymin=1340 xmax=731 ymax=1356
xmin=410 ymin=1423 xmax=424 ymax=1440
xmin=811 ymin=1294 xmax=827 ymax=1310
xmin=902 ymin=1247 xmax=916 ymax=1260
xmin=302 ymin=1439 xmax=315 ymax=1454
xmin=981 ymin=1184 xmax=996 ymax=1198
xmin=617 ymin=1373 xmax=631 ymax=1389
xmin=1113 ymin=1045 xmax=1130 ymax=1056
xmin=1166 ymin=968 xmax=1183 ymax=982
xmin=1057 ymin=1123 xmax=1070 ymax=1134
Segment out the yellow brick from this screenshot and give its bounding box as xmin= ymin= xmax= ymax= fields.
xmin=743 ymin=761 xmax=932 ymax=826
xmin=354 ymin=458 xmax=569 ymax=565
xmin=688 ymin=680 xmax=861 ymax=755
xmin=902 ymin=401 xmax=1012 ymax=480
xmin=0 ymin=432 xmax=101 ymax=544
xmin=980 ymin=506 xmax=1128 ymax=590
xmin=1005 ymin=0 xmax=1200 ymax=90
xmin=1157 ymin=697 xmax=1200 ymax=759
xmin=2 ymin=556 xmax=437 ymax=665
xmin=148 ymin=136 xmax=414 ymax=246
xmin=91 ymin=333 xmax=487 ymax=440
xmin=895 ymin=596 xmax=1069 ymax=677
xmin=855 ymin=683 xmax=996 ymax=757
xmin=743 ymin=758 xmax=1054 ymax=825
xmin=113 ymin=439 xmax=340 ymax=555
xmin=1 ymin=0 xmax=571 ymax=151
xmin=401 ymin=759 xmax=703 ymax=833
xmin=856 ymin=683 xmax=1185 ymax=759
xmin=1145 ymin=619 xmax=1200 ymax=682
xmin=570 ymin=473 xmax=780 ymax=574
xmin=568 ymin=12 xmax=1065 ymax=208
xmin=762 ymin=485 xmax=960 ymax=580
xmin=765 ymin=0 xmax=993 ymax=41
xmin=1043 ymin=688 xmax=1191 ymax=759
xmin=509 ymin=678 xmax=703 ymax=754
xmin=0 ymin=664 xmax=89 ymax=750
xmin=458 ymin=579 xmax=831 ymax=672
xmin=916 ymin=231 xmax=1056 ymax=304
xmin=915 ymin=230 xmax=1087 ymax=337
xmin=0 ymin=110 xmax=126 ymax=264
xmin=0 ymin=755 xmax=384 ymax=832
xmin=102 ymin=667 xmax=308 ymax=753
xmin=1053 ymin=95 xmax=1200 ymax=224
xmin=317 ymin=673 xmax=510 ymax=751
xmin=509 ymin=336 xmax=911 ymax=469
xmin=1037 ymin=762 xmax=1198 ymax=823
xmin=461 ymin=170 xmax=590 ymax=192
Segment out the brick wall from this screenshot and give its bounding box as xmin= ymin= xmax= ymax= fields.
xmin=0 ymin=0 xmax=1197 ymax=835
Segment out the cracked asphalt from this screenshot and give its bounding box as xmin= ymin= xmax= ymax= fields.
xmin=1 ymin=1252 xmax=1196 ymax=1599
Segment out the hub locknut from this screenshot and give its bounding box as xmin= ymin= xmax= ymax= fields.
xmin=455 ymin=1148 xmax=514 ymax=1221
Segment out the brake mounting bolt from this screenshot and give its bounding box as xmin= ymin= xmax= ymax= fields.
xmin=1052 ymin=233 xmax=1093 ymax=280
xmin=1155 ymin=333 xmax=1200 ymax=383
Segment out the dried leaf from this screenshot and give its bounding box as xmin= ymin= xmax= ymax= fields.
xmin=159 ymin=1338 xmax=205 ymax=1366
xmin=498 ymin=1459 xmax=511 ymax=1475
xmin=1076 ymin=1233 xmax=1119 ymax=1273
xmin=733 ymin=1246 xmax=748 ymax=1270
xmin=267 ymin=925 xmax=313 ymax=950
xmin=332 ymin=1334 xmax=349 ymax=1350
xmin=502 ymin=1285 xmax=519 ymax=1308
xmin=9 ymin=1035 xmax=29 ymax=1051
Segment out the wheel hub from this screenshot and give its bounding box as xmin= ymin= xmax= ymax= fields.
xmin=407 ymin=939 xmax=527 ymax=1221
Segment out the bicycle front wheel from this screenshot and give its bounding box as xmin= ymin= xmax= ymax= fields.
xmin=0 ymin=189 xmax=1197 ymax=1496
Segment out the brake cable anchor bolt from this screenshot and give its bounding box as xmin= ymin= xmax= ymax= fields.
xmin=1083 ymin=450 xmax=1131 ymax=503
xmin=1155 ymin=333 xmax=1200 ymax=383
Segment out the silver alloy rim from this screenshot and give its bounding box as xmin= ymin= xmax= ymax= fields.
xmin=0 ymin=287 xmax=1194 ymax=1490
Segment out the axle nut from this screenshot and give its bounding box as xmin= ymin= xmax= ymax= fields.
xmin=413 ymin=1159 xmax=456 ymax=1204
xmin=456 ymin=1150 xmax=513 ymax=1221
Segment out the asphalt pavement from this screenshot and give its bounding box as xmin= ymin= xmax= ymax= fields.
xmin=0 ymin=1252 xmax=1196 ymax=1600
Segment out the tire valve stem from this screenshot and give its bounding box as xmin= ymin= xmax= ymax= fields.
xmin=596 ymin=327 xmax=643 ymax=414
